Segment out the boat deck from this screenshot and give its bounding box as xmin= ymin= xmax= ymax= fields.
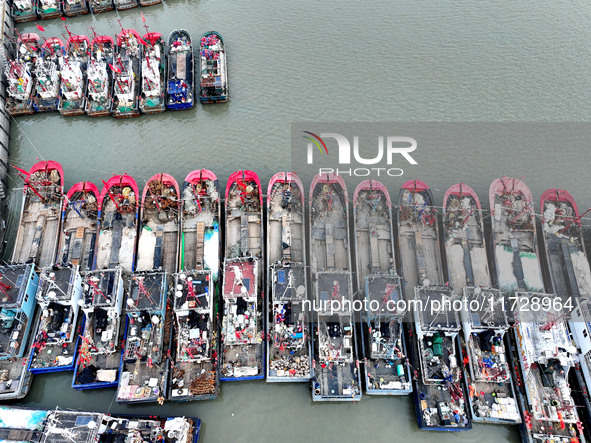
xmin=59 ymin=192 xmax=98 ymax=270
xmin=137 ymin=211 xmax=179 ymax=274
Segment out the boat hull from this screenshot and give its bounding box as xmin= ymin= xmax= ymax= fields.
xmin=63 ymin=0 xmax=90 ymax=16
xmin=114 ymin=0 xmax=137 ymax=9
xmin=88 ymin=0 xmax=113 ymax=13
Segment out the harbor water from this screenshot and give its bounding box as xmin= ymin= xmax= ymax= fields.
xmin=4 ymin=0 xmax=591 ymax=441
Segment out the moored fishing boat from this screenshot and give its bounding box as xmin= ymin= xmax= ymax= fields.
xmin=12 ymin=161 xmax=64 ymax=268
xmin=171 ymin=169 xmax=221 ymax=400
xmin=309 ymin=173 xmax=361 ymax=401
xmin=58 ymin=35 xmax=89 ymax=116
xmin=167 ymin=29 xmax=194 ymax=110
xmin=116 ymin=271 xmax=171 ymax=403
xmin=32 ymin=38 xmax=63 ymax=112
xmin=94 ymin=174 xmax=139 ymax=274
xmin=5 ymin=61 xmax=35 ymax=116
xmin=72 ymin=268 xmax=125 ymax=389
xmin=113 ymin=29 xmax=141 ymax=118
xmin=88 ymin=0 xmax=113 ymax=13
xmin=139 ymin=0 xmax=161 ymax=5
xmin=38 ymin=0 xmax=62 ymax=19
xmin=353 ymin=179 xmax=411 ymax=395
xmin=139 ymin=32 xmax=166 ymax=114
xmin=16 ymin=33 xmax=42 ymax=67
xmin=113 ymin=0 xmax=137 ymax=10
xmin=12 ymin=0 xmax=38 ymax=23
xmin=63 ymin=0 xmax=89 ymax=16
xmin=137 ymin=173 xmax=180 ymax=273
xmin=57 ymin=182 xmax=99 ymax=269
xmin=86 ymin=34 xmax=115 ymax=117
xmin=28 ymin=265 xmax=83 ymax=373
xmin=0 ymin=264 xmax=39 ymax=400
xmin=266 ymin=172 xmax=310 ymax=382
xmin=489 ymin=177 xmax=544 ymax=298
xmin=398 ymin=180 xmax=471 ymax=430
xmin=220 ymin=170 xmax=264 ymax=380
xmin=199 ymin=31 xmax=227 ymax=104
xmin=442 ymin=183 xmax=520 ymax=424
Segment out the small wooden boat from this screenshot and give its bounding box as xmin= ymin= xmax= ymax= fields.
xmin=113 ymin=29 xmax=141 ymax=118
xmin=167 ymin=30 xmax=194 ymax=110
xmin=94 ymin=175 xmax=139 ymax=274
xmin=442 ymin=183 xmax=521 ymax=424
xmin=220 ymin=170 xmax=264 ymax=380
xmin=12 ymin=0 xmax=38 ymax=23
xmin=489 ymin=177 xmax=544 ymax=297
xmin=5 ymin=61 xmax=35 ymax=116
xmin=0 ymin=264 xmax=39 ymax=400
xmin=353 ymin=179 xmax=411 ymax=395
xmin=86 ymin=35 xmax=115 ymax=117
xmin=28 ymin=265 xmax=83 ymax=373
xmin=88 ymin=0 xmax=113 ymax=13
xmin=32 ymin=38 xmax=63 ymax=112
xmin=116 ymin=271 xmax=171 ymax=403
xmin=309 ymin=173 xmax=361 ymax=401
xmin=63 ymin=0 xmax=89 ymax=16
xmin=12 ymin=161 xmax=64 ymax=268
xmin=136 ymin=173 xmax=180 ymax=273
xmin=170 ymin=169 xmax=221 ymax=401
xmin=113 ymin=0 xmax=137 ymax=9
xmin=58 ymin=35 xmax=90 ymax=116
xmin=57 ymin=181 xmax=99 ymax=270
xmin=266 ymin=172 xmax=311 ymax=382
xmin=72 ymin=268 xmax=125 ymax=389
xmin=398 ymin=180 xmax=471 ymax=430
xmin=139 ymin=32 xmax=166 ymax=114
xmin=38 ymin=0 xmax=62 ymax=19
xmin=199 ymin=31 xmax=228 ymax=104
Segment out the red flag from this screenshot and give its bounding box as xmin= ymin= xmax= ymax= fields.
xmin=60 ymin=16 xmax=66 ymax=21
xmin=36 ymin=25 xmax=45 ymax=32
xmin=109 ymin=63 xmax=121 ymax=74
xmin=141 ymin=12 xmax=145 ymax=23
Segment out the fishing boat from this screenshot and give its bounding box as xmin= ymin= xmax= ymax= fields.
xmin=137 ymin=173 xmax=180 ymax=273
xmin=32 ymin=38 xmax=63 ymax=112
xmin=63 ymin=0 xmax=89 ymax=16
xmin=220 ymin=170 xmax=264 ymax=380
xmin=442 ymin=183 xmax=521 ymax=424
xmin=116 ymin=271 xmax=171 ymax=404
xmin=16 ymin=33 xmax=42 ymax=67
xmin=113 ymin=29 xmax=141 ymax=118
xmin=86 ymin=34 xmax=115 ymax=117
xmin=408 ymin=285 xmax=471 ymax=430
xmin=94 ymin=175 xmax=139 ymax=274
xmin=139 ymin=0 xmax=161 ymax=5
xmin=513 ymin=292 xmax=585 ymax=443
xmin=353 ymin=179 xmax=411 ymax=395
xmin=178 ymin=169 xmax=220 ymax=275
xmin=169 ymin=270 xmax=218 ymax=400
xmin=5 ymin=61 xmax=35 ymax=116
xmin=58 ymin=35 xmax=89 ymax=116
xmin=38 ymin=0 xmax=62 ymax=19
xmin=0 ymin=264 xmax=39 ymax=400
xmin=167 ymin=29 xmax=194 ymax=110
xmin=489 ymin=177 xmax=545 ymax=299
xmin=27 ymin=265 xmax=83 ymax=373
xmin=171 ymin=170 xmax=221 ymax=400
xmin=266 ymin=172 xmax=311 ymax=382
xmin=36 ymin=408 xmax=201 ymax=442
xmin=199 ymin=31 xmax=227 ymax=104
xmin=57 ymin=182 xmax=99 ymax=270
xmin=72 ymin=268 xmax=125 ymax=389
xmin=113 ymin=0 xmax=137 ymax=10
xmin=139 ymin=32 xmax=166 ymax=114
xmin=397 ymin=180 xmax=471 ymax=430
xmin=88 ymin=0 xmax=113 ymax=13
xmin=12 ymin=161 xmax=64 ymax=268
xmin=309 ymin=173 xmax=361 ymax=401
xmin=12 ymin=0 xmax=38 ymax=23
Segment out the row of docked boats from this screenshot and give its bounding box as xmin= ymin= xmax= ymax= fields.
xmin=2 ymin=161 xmax=591 ymax=442
xmin=5 ymin=28 xmax=228 ymax=117
xmin=0 ymin=406 xmax=201 ymax=442
xmin=12 ymin=0 xmax=161 ymax=22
